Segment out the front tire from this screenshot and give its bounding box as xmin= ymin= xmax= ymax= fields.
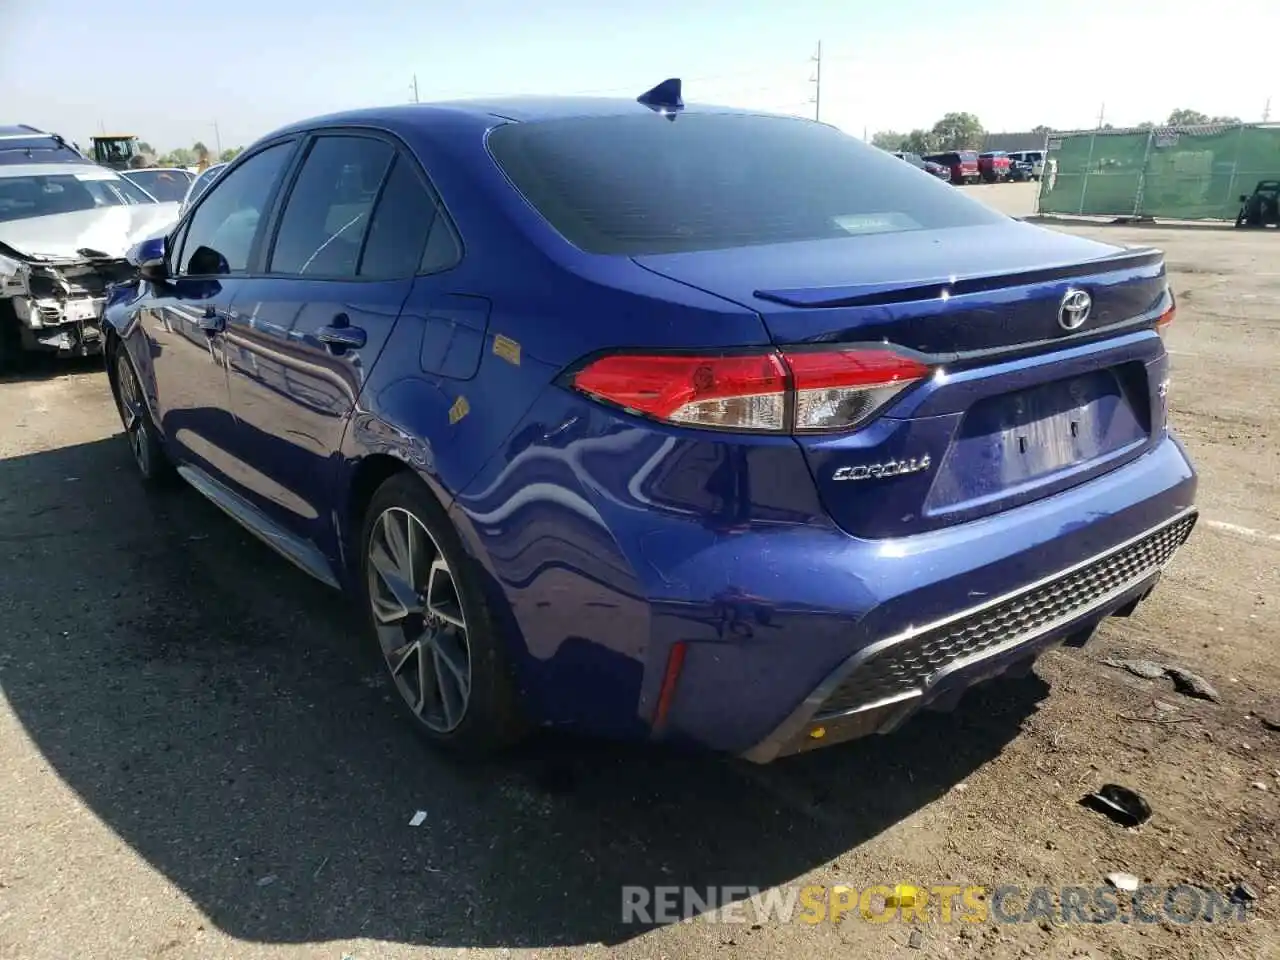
xmin=358 ymin=472 xmax=525 ymax=756
xmin=108 ymin=342 xmax=175 ymax=485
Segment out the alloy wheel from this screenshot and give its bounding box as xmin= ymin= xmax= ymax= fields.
xmin=367 ymin=506 xmax=472 ymax=732
xmin=115 ymin=353 xmax=151 ymax=474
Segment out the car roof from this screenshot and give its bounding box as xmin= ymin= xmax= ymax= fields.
xmin=0 ymin=125 xmax=49 ymax=138
xmin=0 ymin=162 xmax=116 ymax=179
xmin=263 ymin=96 xmax=801 ymax=141
xmin=123 ymin=167 xmax=190 ymax=175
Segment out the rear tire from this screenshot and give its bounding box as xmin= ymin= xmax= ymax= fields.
xmin=108 ymin=340 xmax=176 ymax=485
xmin=358 ymin=472 xmax=526 ymax=757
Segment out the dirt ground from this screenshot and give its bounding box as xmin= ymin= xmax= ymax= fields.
xmin=0 ymin=200 xmax=1277 ymax=959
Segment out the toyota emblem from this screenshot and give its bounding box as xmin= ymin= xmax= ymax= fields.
xmin=1058 ymin=288 xmax=1092 ymax=331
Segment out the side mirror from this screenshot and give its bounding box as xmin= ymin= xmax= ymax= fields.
xmin=1239 ymin=194 xmax=1250 ymax=203
xmin=128 ymin=235 xmax=169 ymax=283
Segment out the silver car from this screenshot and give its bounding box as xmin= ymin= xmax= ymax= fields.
xmin=0 ymin=162 xmax=179 ymax=365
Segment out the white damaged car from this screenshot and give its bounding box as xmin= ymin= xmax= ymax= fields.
xmin=0 ymin=163 xmax=178 ymax=367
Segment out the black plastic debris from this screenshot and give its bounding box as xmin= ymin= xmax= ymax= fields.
xmin=1231 ymin=882 xmax=1259 ymax=904
xmin=1081 ymin=784 xmax=1152 ymax=827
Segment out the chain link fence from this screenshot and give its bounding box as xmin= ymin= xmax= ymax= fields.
xmin=1036 ymin=124 xmax=1280 ymax=221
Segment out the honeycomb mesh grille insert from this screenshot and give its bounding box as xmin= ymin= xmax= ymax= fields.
xmin=817 ymin=512 xmax=1197 ymax=718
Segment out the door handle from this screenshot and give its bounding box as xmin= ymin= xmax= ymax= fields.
xmin=317 ymin=315 xmax=367 ymax=350
xmin=198 ymin=306 xmax=225 ymax=333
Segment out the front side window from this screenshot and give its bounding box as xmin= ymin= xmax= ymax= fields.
xmin=178 ymin=143 xmax=292 ymax=276
xmin=180 ymin=164 xmax=226 ymax=215
xmin=269 ymin=135 xmax=393 ymax=277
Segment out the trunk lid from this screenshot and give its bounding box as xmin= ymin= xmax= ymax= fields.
xmin=634 ymin=222 xmax=1172 ymax=538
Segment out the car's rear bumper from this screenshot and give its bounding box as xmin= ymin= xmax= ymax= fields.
xmin=643 ymin=432 xmax=1196 ymax=758
xmin=741 ymin=506 xmax=1195 ymax=762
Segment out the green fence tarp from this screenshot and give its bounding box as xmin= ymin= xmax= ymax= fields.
xmin=1038 ymin=124 xmax=1280 ymax=221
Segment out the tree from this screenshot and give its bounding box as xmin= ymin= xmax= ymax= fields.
xmin=1166 ymin=109 xmax=1209 ymax=126
xmin=871 ymin=130 xmax=906 ymax=151
xmin=161 ymin=147 xmax=195 ymax=167
xmin=901 ymin=128 xmax=941 ymax=154
xmin=1030 ymin=125 xmax=1054 ymax=136
xmin=192 ymin=141 xmax=210 ymax=163
xmin=219 ymin=146 xmax=244 ymax=163
xmin=138 ymin=141 xmax=154 ymax=155
xmin=931 ymin=112 xmax=985 ymax=150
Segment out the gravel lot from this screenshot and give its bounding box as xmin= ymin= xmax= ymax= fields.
xmin=1 ymin=188 xmax=1277 ymax=959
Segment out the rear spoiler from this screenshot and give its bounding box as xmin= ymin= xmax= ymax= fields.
xmin=753 ymin=247 xmax=1165 ymax=309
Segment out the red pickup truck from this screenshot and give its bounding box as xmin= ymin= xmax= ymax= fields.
xmin=979 ymin=151 xmax=1012 ymax=182
xmin=923 ymin=150 xmax=980 ymax=185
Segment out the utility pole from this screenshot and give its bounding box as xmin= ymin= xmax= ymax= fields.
xmin=1096 ymin=102 xmax=1106 ymax=129
xmin=809 ymin=42 xmax=822 ymax=123
xmin=411 ymin=75 xmax=420 ymax=104
xmin=1264 ymin=97 xmax=1272 ymax=122
xmin=212 ymin=121 xmax=222 ymax=157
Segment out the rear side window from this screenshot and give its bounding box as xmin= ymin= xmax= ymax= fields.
xmin=358 ymin=156 xmax=440 ymax=278
xmin=270 ymin=135 xmax=393 ymax=277
xmin=490 ymin=115 xmax=1002 ymax=256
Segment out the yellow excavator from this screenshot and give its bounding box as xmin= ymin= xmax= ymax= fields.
xmin=91 ymin=134 xmax=152 ymax=170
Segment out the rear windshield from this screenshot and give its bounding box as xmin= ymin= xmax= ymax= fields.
xmin=488 ymin=113 xmax=1004 ymax=256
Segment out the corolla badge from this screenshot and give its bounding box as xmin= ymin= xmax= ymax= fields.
xmin=832 ymin=454 xmax=932 ymax=482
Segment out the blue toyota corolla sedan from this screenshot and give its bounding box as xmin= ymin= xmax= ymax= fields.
xmin=103 ymin=81 xmax=1197 ymax=762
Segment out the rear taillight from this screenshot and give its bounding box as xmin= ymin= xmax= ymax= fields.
xmin=570 ymin=347 xmax=931 ymax=434
xmin=1156 ymin=304 xmax=1175 ymax=337
xmin=786 ymin=349 xmax=931 ymax=432
xmin=569 ymin=353 xmax=788 ymax=430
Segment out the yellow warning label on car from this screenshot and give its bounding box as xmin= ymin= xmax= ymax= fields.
xmin=493 ymin=334 xmax=521 ymax=366
xmin=448 ymin=395 xmax=470 ymax=425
